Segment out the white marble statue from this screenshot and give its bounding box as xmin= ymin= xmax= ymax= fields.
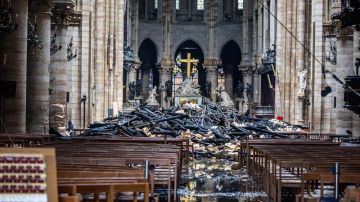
xmin=297 ymin=68 xmax=308 ymax=98
xmin=217 ymin=85 xmax=235 ymax=108
xmin=145 ymin=87 xmax=160 ymax=106
xmin=175 ymin=78 xmax=201 ymax=96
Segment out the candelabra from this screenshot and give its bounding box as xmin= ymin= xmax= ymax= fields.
xmin=67 ymin=36 xmax=77 ymax=61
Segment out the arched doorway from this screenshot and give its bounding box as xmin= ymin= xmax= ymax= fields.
xmin=138 ymin=38 xmax=159 ymax=99
xmin=174 ymin=40 xmax=205 ymax=95
xmin=220 ymin=40 xmax=242 ymax=98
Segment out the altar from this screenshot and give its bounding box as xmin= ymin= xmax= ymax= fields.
xmin=174 ymin=95 xmax=202 ymax=105
xmin=174 ymin=78 xmax=202 ymax=106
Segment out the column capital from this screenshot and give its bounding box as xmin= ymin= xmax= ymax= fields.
xmin=130 ymin=61 xmax=141 ymax=71
xmin=203 ymin=58 xmax=219 ymax=67
xmin=323 ymin=21 xmax=338 ymax=37
xmin=160 ymin=57 xmax=174 ymax=67
xmin=52 ymin=1 xmax=82 ymax=25
xmin=239 ymin=65 xmax=256 ymax=76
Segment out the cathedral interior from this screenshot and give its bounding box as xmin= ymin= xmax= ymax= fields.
xmin=0 ymin=0 xmax=360 ymax=202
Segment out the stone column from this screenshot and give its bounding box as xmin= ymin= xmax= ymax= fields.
xmin=336 ymin=28 xmax=353 ymax=134
xmin=126 ymin=62 xmax=140 ymax=102
xmin=352 ymin=30 xmax=360 ymax=138
xmin=205 ymin=0 xmax=216 ymax=61
xmin=159 ymin=63 xmax=172 ymax=107
xmin=241 ymin=0 xmax=250 ymax=67
xmin=49 ymin=26 xmax=68 ymax=134
xmin=295 ymin=0 xmax=306 ymax=125
xmin=131 ymin=0 xmax=140 ymax=61
xmin=27 ymin=3 xmax=51 ymax=133
xmin=115 ymin=0 xmax=125 ymax=113
xmin=94 ymin=0 xmax=106 ymax=121
xmin=224 ymin=65 xmax=233 ymax=98
xmin=204 ymin=0 xmax=218 ymax=101
xmin=205 ymin=60 xmax=218 ymax=101
xmin=239 ymin=65 xmax=255 ymax=113
xmin=0 ymin=0 xmax=28 ymax=133
xmin=160 ymin=0 xmax=173 ymax=107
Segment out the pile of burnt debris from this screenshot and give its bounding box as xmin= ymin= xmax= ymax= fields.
xmin=82 ymin=99 xmax=303 ymax=144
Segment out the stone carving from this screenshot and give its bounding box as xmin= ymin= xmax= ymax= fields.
xmin=129 ymin=81 xmax=136 ymax=99
xmin=175 ymin=78 xmax=201 ymax=96
xmin=261 ymin=44 xmax=276 ymax=64
xmin=165 ymin=80 xmax=173 ymax=98
xmin=239 ymin=65 xmax=255 ymax=76
xmin=145 ymin=87 xmax=160 ymax=106
xmin=217 ymin=86 xmax=235 ymax=108
xmin=325 ymin=41 xmax=337 ymax=65
xmin=297 ymin=68 xmax=308 ymax=98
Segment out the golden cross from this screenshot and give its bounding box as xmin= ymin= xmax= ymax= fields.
xmin=179 ymin=52 xmax=199 ymax=79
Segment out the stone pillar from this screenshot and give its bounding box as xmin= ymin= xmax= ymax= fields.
xmin=224 ymin=66 xmax=233 ymax=98
xmin=159 ymin=63 xmax=172 ymax=107
xmin=205 ymin=0 xmax=216 ymax=62
xmin=94 ymin=0 xmax=106 ymax=120
xmin=49 ymin=26 xmax=68 ymax=134
xmin=296 ymin=0 xmax=306 ymax=125
xmin=131 ymin=0 xmax=140 ymax=61
xmin=115 ymin=0 xmax=125 ymax=113
xmin=239 ymin=65 xmax=255 ymax=113
xmin=205 ymin=60 xmax=218 ymax=101
xmin=336 ymin=28 xmax=353 ymax=134
xmin=204 ymin=0 xmax=218 ymax=101
xmin=27 ymin=3 xmax=51 ymax=133
xmin=241 ymin=0 xmax=250 ymax=67
xmin=0 ymin=0 xmax=28 ymax=133
xmin=160 ymin=0 xmax=173 ymax=107
xmin=126 ymin=62 xmax=140 ymax=102
xmin=352 ymin=30 xmax=360 ymax=138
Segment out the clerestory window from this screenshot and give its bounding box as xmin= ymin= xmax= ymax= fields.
xmin=197 ymin=0 xmax=204 ymax=10
xmin=237 ymin=0 xmax=243 ymax=10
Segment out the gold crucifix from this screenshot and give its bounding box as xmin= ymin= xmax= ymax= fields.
xmin=179 ymin=53 xmax=199 ymax=79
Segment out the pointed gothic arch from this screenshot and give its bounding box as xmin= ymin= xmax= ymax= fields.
xmin=138 ymin=38 xmax=159 ymax=99
xmin=220 ymin=40 xmax=242 ymax=98
xmin=174 ymin=39 xmax=206 ymax=95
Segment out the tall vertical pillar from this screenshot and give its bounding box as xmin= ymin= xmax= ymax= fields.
xmin=205 ymin=0 xmax=218 ymax=101
xmin=336 ymin=28 xmax=353 ymax=134
xmin=159 ymin=67 xmax=172 ymax=107
xmin=160 ymin=0 xmax=173 ymax=107
xmin=295 ymin=0 xmax=306 ymax=125
xmin=353 ymin=30 xmax=360 ymax=138
xmin=94 ymin=0 xmax=106 ymax=120
xmin=241 ymin=0 xmax=250 ymax=66
xmin=0 ymin=0 xmax=28 ymax=133
xmin=205 ymin=64 xmax=218 ymax=101
xmin=49 ymin=25 xmax=68 ymax=134
xmin=27 ymin=2 xmax=51 ymax=133
xmin=239 ymin=65 xmax=255 ymax=113
xmin=131 ymin=0 xmax=140 ymax=62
